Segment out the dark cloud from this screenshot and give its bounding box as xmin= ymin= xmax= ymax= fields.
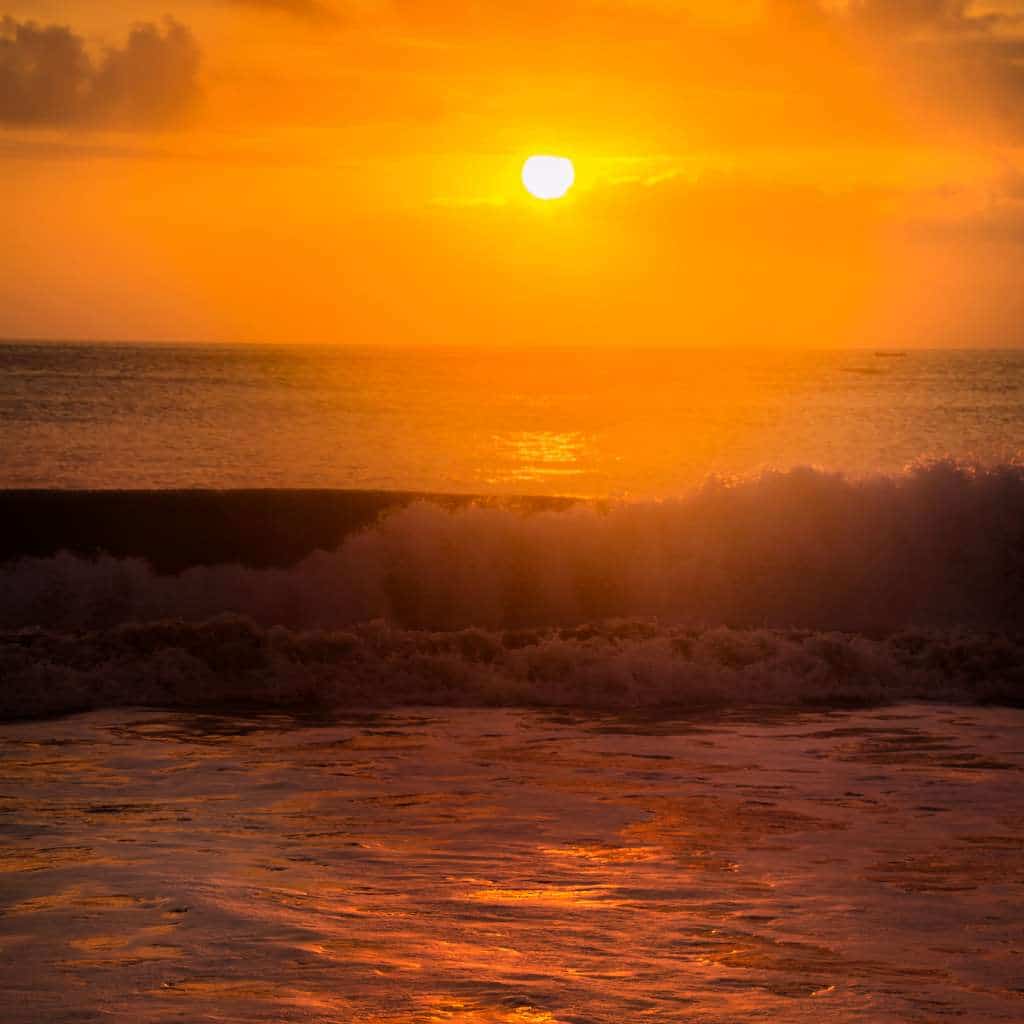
xmin=0 ymin=17 xmax=201 ymax=129
xmin=807 ymin=1 xmax=1024 ymax=141
xmin=846 ymin=0 xmax=974 ymax=31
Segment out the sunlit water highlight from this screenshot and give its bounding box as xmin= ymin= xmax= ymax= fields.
xmin=0 ymin=706 xmax=1021 ymax=1023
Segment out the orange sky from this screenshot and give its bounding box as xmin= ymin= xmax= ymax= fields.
xmin=4 ymin=0 xmax=1024 ymax=346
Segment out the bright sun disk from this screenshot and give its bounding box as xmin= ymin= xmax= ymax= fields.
xmin=522 ymin=155 xmax=575 ymax=200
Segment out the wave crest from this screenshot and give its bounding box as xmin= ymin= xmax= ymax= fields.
xmin=3 ymin=463 xmax=1024 ymax=633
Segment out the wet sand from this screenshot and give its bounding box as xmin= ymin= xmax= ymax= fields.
xmin=0 ymin=704 xmax=1021 ymax=1022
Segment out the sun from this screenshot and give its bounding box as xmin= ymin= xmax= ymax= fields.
xmin=521 ymin=155 xmax=575 ymax=200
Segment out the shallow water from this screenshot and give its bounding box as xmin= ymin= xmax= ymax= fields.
xmin=0 ymin=705 xmax=1021 ymax=1022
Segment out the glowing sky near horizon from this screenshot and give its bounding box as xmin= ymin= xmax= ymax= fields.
xmin=4 ymin=1 xmax=1024 ymax=346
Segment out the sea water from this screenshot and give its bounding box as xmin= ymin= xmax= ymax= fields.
xmin=3 ymin=343 xmax=1024 ymax=1021
xmin=0 ymin=705 xmax=1022 ymax=1023
xmin=4 ymin=341 xmax=1024 ymax=717
xmin=3 ymin=342 xmax=1024 ymax=494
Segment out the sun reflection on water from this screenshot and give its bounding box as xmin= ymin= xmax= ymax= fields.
xmin=464 ymin=884 xmax=614 ymax=908
xmin=487 ymin=430 xmax=587 ymax=485
xmin=2 ymin=707 xmax=1022 ymax=1023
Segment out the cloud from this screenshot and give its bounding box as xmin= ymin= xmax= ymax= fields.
xmin=227 ymin=0 xmax=341 ymax=25
xmin=844 ymin=0 xmax=1003 ymax=33
xmin=0 ymin=16 xmax=201 ymax=129
xmin=828 ymin=1 xmax=1024 ymax=139
xmin=371 ymin=1 xmax=1024 ymax=147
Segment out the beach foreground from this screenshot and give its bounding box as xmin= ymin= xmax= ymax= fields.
xmin=1 ymin=704 xmax=1021 ymax=1022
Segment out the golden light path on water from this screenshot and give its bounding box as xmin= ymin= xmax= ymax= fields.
xmin=0 ymin=706 xmax=1022 ymax=1022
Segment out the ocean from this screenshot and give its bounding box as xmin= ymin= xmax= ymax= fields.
xmin=4 ymin=342 xmax=1024 ymax=494
xmin=1 ymin=703 xmax=1021 ymax=1023
xmin=3 ymin=341 xmax=1024 ymax=1022
xmin=3 ymin=340 xmax=1024 ymax=717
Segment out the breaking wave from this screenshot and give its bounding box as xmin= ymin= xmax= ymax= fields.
xmin=3 ymin=464 xmax=1024 ymax=717
xmin=2 ymin=618 xmax=1021 ymax=720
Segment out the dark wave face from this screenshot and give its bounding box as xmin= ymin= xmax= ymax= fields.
xmin=3 ymin=463 xmax=1024 ymax=717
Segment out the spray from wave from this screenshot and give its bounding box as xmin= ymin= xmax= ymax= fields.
xmin=3 ymin=464 xmax=1024 ymax=717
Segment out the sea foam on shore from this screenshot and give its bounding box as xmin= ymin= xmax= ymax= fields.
xmin=2 ymin=616 xmax=1021 ymax=720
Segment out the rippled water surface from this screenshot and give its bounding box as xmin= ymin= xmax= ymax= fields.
xmin=1 ymin=705 xmax=1021 ymax=1022
xmin=4 ymin=344 xmax=1024 ymax=494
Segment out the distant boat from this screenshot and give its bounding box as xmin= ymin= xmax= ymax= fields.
xmin=874 ymin=351 xmax=907 ymax=357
